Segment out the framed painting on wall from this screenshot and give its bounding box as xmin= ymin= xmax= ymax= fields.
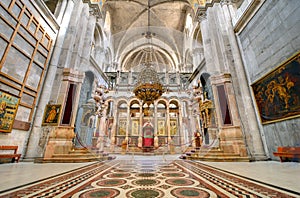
xmin=252 ymin=52 xmax=300 ymax=124
xmin=131 ymin=120 xmax=139 ymax=136
xmin=42 ymin=104 xmax=61 ymax=125
xmin=157 ymin=119 xmax=165 ymax=135
xmin=170 ymin=119 xmax=177 ymax=135
xmin=0 ymin=91 xmax=20 ymax=132
xmin=118 ymin=118 xmax=126 ymax=135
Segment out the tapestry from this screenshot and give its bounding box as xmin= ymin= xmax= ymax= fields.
xmin=252 ymin=52 xmax=300 ymax=124
xmin=0 ymin=91 xmax=19 ymax=132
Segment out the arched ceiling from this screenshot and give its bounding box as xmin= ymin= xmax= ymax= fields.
xmin=102 ymin=0 xmax=195 ymax=72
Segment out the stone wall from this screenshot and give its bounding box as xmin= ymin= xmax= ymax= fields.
xmin=0 ymin=0 xmax=58 ymax=157
xmin=238 ymin=0 xmax=300 ymax=159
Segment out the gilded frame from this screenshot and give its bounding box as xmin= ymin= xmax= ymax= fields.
xmin=118 ymin=118 xmax=127 ymax=135
xmin=157 ymin=119 xmax=165 ymax=136
xmin=252 ymin=52 xmax=300 ymax=124
xmin=170 ymin=118 xmax=177 ymax=135
xmin=42 ymin=104 xmax=61 ymax=126
xmin=0 ymin=90 xmax=20 ymax=132
xmin=131 ymin=119 xmax=139 ymax=136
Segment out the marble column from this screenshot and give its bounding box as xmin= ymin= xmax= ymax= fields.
xmin=138 ymin=101 xmax=143 ymax=148
xmin=221 ymin=2 xmax=267 ymax=160
xmin=178 ymin=105 xmax=185 ymax=151
xmin=154 ymin=103 xmax=158 ymax=148
xmin=25 ymin=0 xmax=75 ymax=159
xmin=110 ymin=103 xmax=118 ymax=152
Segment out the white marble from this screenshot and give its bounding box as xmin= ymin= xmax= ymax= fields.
xmin=0 ymin=162 xmax=94 ymax=191
xmin=201 ymin=161 xmax=300 ymax=193
xmin=0 ymin=155 xmax=299 ymax=195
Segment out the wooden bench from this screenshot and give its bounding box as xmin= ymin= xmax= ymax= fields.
xmin=273 ymin=147 xmax=300 ymax=162
xmin=0 ymin=145 xmax=21 ymax=163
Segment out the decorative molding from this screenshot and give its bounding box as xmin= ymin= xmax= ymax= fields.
xmin=83 ymin=0 xmax=103 ymax=18
xmin=233 ymin=0 xmax=265 ymax=34
xmin=62 ymin=68 xmax=85 ymax=83
xmin=195 ymin=0 xmax=221 ymax=22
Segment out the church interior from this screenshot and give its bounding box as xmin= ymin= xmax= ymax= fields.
xmin=0 ymin=0 xmax=299 ymax=197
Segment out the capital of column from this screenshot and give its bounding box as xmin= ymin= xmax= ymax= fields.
xmin=83 ymin=0 xmax=102 ymax=18
xmin=196 ymin=10 xmax=207 ymax=23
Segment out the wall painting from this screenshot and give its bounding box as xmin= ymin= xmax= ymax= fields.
xmin=157 ymin=119 xmax=165 ymax=136
xmin=0 ymin=91 xmax=20 ymax=132
xmin=118 ymin=118 xmax=126 ymax=135
xmin=252 ymin=52 xmax=300 ymax=124
xmin=131 ymin=120 xmax=139 ymax=136
xmin=170 ymin=119 xmax=177 ymax=135
xmin=42 ymin=104 xmax=61 ymax=126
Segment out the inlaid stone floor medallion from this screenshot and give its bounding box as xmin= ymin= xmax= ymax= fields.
xmin=132 ymin=178 xmax=160 ymax=186
xmin=171 ymin=187 xmax=211 ymax=198
xmin=126 ymin=188 xmax=165 ymax=198
xmin=165 ymin=178 xmax=195 ymax=186
xmin=0 ymin=158 xmax=299 ymax=198
xmin=95 ymin=179 xmax=127 ymax=187
xmin=78 ymin=188 xmax=120 ymax=198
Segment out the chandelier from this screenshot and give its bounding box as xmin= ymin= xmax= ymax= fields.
xmin=133 ymin=63 xmax=164 ymax=106
xmin=133 ymin=0 xmax=164 ymax=105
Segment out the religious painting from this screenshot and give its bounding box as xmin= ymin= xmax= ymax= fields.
xmin=157 ymin=119 xmax=165 ymax=136
xmin=118 ymin=118 xmax=126 ymax=135
xmin=0 ymin=91 xmax=20 ymax=132
xmin=42 ymin=104 xmax=61 ymax=125
xmin=252 ymin=52 xmax=300 ymax=124
xmin=131 ymin=120 xmax=139 ymax=136
xmin=170 ymin=119 xmax=177 ymax=135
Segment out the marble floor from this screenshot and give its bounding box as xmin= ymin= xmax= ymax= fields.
xmin=0 ymin=154 xmax=299 ymax=197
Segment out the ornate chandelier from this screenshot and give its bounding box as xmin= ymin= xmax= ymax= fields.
xmin=133 ymin=0 xmax=164 ymax=105
xmin=133 ymin=63 xmax=164 ymax=106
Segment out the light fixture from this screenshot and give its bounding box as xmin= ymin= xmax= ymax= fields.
xmin=133 ymin=0 xmax=164 ymax=106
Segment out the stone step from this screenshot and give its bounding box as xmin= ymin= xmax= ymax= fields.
xmin=52 ymin=153 xmax=108 ymax=158
xmin=35 ymin=155 xmax=116 ymax=163
xmin=181 ymin=155 xmax=250 ymax=162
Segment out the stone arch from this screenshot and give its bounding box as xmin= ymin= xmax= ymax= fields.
xmin=184 ymin=49 xmax=193 ymax=72
xmin=200 ymin=73 xmax=213 ymax=100
xmin=92 ymin=24 xmax=104 ymax=63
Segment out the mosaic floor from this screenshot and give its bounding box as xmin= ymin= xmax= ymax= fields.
xmin=0 ymin=159 xmax=299 ymax=198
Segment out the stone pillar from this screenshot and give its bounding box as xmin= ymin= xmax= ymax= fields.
xmin=178 ymin=105 xmax=185 ymax=151
xmin=125 ymin=104 xmax=130 ymax=151
xmin=154 ymin=102 xmax=158 ymax=148
xmin=110 ymin=103 xmax=118 ymax=152
xmin=25 ymin=0 xmax=75 ymax=159
xmin=166 ymin=105 xmax=172 ymax=152
xmin=220 ymin=2 xmax=267 ymax=160
xmin=43 ymin=68 xmax=84 ymax=159
xmin=138 ymin=101 xmax=143 ymax=148
xmin=211 ymin=74 xmax=248 ymax=157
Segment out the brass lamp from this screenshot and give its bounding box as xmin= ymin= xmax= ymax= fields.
xmin=133 ymin=63 xmax=164 ymax=106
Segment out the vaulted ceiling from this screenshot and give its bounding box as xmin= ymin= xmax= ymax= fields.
xmin=102 ymin=0 xmax=195 ymax=72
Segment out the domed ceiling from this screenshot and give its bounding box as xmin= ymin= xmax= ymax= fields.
xmin=102 ymin=0 xmax=195 ymax=72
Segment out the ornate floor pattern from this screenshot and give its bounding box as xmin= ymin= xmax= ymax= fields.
xmin=0 ymin=159 xmax=299 ymax=198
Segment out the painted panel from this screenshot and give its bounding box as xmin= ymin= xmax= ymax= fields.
xmin=252 ymin=52 xmax=300 ymax=124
